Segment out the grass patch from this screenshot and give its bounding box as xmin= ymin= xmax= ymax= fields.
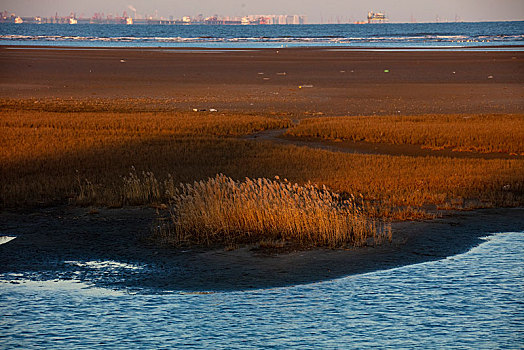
xmin=0 ymin=109 xmax=290 ymax=207
xmin=285 ymin=114 xmax=524 ymax=155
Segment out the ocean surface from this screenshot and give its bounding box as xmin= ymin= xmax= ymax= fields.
xmin=0 ymin=21 xmax=523 ymax=48
xmin=1 ymin=231 xmax=522 ymax=349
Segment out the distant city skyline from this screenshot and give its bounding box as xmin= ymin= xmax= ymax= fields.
xmin=1 ymin=0 xmax=523 ymax=23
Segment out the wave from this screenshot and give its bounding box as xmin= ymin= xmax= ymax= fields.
xmin=1 ymin=34 xmax=523 ymax=44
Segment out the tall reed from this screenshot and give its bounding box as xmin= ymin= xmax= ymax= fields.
xmin=160 ymin=174 xmax=391 ymax=248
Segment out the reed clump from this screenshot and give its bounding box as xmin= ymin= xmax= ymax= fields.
xmin=286 ymin=114 xmax=524 ymax=155
xmin=158 ymin=174 xmax=390 ymax=248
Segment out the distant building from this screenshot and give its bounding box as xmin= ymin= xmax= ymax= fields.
xmin=0 ymin=9 xmax=306 ymax=26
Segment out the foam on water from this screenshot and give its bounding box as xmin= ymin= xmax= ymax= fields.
xmin=64 ymin=260 xmax=145 ymax=271
xmin=0 ymin=236 xmax=16 ymax=245
xmin=0 ymin=277 xmax=127 ymax=296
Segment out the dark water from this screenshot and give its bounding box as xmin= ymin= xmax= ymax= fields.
xmin=1 ymin=231 xmax=523 ymax=349
xmin=0 ymin=21 xmax=523 ymax=48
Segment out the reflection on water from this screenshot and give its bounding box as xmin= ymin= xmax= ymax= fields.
xmin=1 ymin=232 xmax=522 ymax=349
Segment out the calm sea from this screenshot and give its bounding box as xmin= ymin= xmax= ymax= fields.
xmin=0 ymin=21 xmax=523 ymax=48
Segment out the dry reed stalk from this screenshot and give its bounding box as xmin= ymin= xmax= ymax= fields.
xmin=162 ymin=174 xmax=391 ymax=248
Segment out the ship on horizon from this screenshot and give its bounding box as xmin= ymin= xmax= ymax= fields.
xmin=367 ymin=11 xmax=388 ymax=23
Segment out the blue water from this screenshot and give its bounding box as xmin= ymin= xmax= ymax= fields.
xmin=1 ymin=231 xmax=522 ymax=349
xmin=0 ymin=22 xmax=523 ymax=48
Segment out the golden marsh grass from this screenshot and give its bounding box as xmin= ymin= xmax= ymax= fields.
xmin=1 ymin=106 xmax=522 ymax=216
xmin=155 ymin=174 xmax=391 ymax=248
xmin=285 ymin=115 xmax=524 ymax=155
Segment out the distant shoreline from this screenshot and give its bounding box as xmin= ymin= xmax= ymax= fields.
xmin=1 ymin=20 xmax=523 ymax=25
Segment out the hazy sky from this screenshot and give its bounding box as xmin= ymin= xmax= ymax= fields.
xmin=3 ymin=0 xmax=524 ymax=23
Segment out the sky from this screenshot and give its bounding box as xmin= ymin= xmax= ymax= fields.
xmin=2 ymin=0 xmax=524 ymax=23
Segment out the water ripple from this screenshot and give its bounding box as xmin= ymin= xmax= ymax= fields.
xmin=0 ymin=231 xmax=522 ymax=349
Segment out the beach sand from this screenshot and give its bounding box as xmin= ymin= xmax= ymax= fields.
xmin=1 ymin=46 xmax=523 ymax=291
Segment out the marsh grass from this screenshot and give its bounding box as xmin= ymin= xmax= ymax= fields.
xmin=155 ymin=174 xmax=391 ymax=248
xmin=1 ymin=106 xmax=523 ymax=215
xmin=0 ymin=108 xmax=290 ymax=207
xmin=286 ymin=115 xmax=524 ymax=155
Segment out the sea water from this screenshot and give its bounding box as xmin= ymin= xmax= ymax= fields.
xmin=1 ymin=231 xmax=522 ymax=349
xmin=0 ymin=21 xmax=523 ymax=48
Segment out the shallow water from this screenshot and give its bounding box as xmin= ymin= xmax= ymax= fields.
xmin=1 ymin=232 xmax=522 ymax=349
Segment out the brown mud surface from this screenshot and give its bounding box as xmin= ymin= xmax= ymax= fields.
xmin=0 ymin=207 xmax=522 ymax=292
xmin=1 ymin=46 xmax=523 ymax=117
